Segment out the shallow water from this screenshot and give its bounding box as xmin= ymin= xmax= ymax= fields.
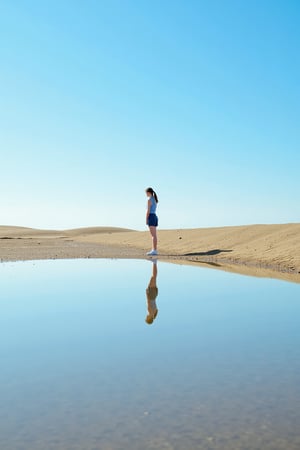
xmin=0 ymin=259 xmax=300 ymax=450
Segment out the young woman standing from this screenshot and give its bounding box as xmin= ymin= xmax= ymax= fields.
xmin=145 ymin=187 xmax=158 ymax=256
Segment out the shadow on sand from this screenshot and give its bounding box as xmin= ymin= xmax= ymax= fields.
xmin=183 ymin=249 xmax=233 ymax=257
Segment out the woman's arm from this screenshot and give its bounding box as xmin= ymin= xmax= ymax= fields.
xmin=146 ymin=199 xmax=151 ymax=224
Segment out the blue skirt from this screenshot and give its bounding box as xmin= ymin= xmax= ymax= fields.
xmin=147 ymin=213 xmax=158 ymax=227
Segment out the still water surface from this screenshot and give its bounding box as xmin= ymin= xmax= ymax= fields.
xmin=0 ymin=259 xmax=300 ymax=450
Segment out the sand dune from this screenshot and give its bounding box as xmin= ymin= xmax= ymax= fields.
xmin=0 ymin=225 xmax=132 ymax=238
xmin=0 ymin=223 xmax=299 ymax=283
xmin=64 ymin=226 xmax=134 ymax=236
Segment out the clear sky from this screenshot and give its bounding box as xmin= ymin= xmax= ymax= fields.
xmin=0 ymin=0 xmax=299 ymax=230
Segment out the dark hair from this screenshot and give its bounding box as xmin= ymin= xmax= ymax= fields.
xmin=146 ymin=187 xmax=158 ymax=203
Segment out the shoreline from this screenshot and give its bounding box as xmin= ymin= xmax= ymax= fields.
xmin=0 ymin=224 xmax=299 ymax=283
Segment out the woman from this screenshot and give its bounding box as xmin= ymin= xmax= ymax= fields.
xmin=145 ymin=187 xmax=158 ymax=256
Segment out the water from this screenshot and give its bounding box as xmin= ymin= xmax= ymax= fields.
xmin=0 ymin=259 xmax=300 ymax=450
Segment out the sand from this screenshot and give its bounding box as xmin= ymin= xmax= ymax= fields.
xmin=0 ymin=223 xmax=299 ymax=283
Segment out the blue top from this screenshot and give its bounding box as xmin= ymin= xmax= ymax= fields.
xmin=149 ymin=196 xmax=157 ymax=214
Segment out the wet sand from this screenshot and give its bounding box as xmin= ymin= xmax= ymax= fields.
xmin=0 ymin=224 xmax=299 ymax=283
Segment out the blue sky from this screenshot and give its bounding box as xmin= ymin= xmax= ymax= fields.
xmin=0 ymin=0 xmax=299 ymax=230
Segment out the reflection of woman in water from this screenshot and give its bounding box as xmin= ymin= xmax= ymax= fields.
xmin=145 ymin=261 xmax=158 ymax=324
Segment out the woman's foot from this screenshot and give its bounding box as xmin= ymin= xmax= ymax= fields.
xmin=147 ymin=250 xmax=158 ymax=256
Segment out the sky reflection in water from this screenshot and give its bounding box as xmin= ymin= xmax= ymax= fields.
xmin=0 ymin=259 xmax=300 ymax=450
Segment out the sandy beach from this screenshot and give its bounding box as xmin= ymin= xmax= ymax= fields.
xmin=0 ymin=223 xmax=299 ymax=283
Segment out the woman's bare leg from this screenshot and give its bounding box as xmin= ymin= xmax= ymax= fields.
xmin=149 ymin=226 xmax=157 ymax=251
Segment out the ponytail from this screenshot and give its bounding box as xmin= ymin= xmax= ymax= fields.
xmin=146 ymin=187 xmax=159 ymax=203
